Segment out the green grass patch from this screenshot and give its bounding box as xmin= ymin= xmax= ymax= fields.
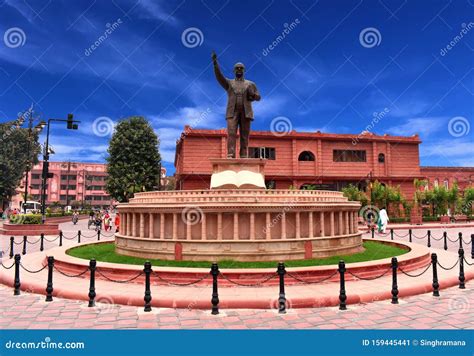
xmin=67 ymin=241 xmax=408 ymax=269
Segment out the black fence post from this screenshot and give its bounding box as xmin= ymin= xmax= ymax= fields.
xmin=427 ymin=230 xmax=431 ymax=248
xmin=458 ymin=232 xmax=463 ymax=250
xmin=88 ymin=259 xmax=96 ymax=307
xmin=78 ymin=230 xmax=81 ymax=244
xmin=22 ymin=236 xmax=27 ymax=255
xmin=45 ymin=256 xmax=54 ymax=302
xmin=471 ymin=234 xmax=474 ymax=259
xmin=9 ymin=236 xmax=14 ymax=259
xmin=97 ymin=230 xmax=101 ymax=241
xmin=391 ymin=257 xmax=399 ymax=304
xmin=211 ymin=263 xmax=220 ymax=315
xmin=59 ymin=231 xmax=63 ymax=247
xmin=443 ymin=232 xmax=448 ymax=251
xmin=277 ymin=262 xmax=287 ymax=314
xmin=13 ymin=254 xmax=21 ymax=296
xmin=431 ymin=253 xmax=439 ymax=297
xmin=409 ymin=229 xmax=412 ymax=243
xmin=458 ymin=248 xmax=465 ymax=289
xmin=390 ymin=229 xmax=394 ymax=241
xmin=40 ymin=233 xmax=44 ymax=252
xmin=143 ymin=261 xmax=152 ymax=312
xmin=338 ymin=260 xmax=347 ymax=310
xmin=371 ymin=227 xmax=375 ymax=239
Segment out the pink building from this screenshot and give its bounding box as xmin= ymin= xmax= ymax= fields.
xmin=13 ymin=161 xmax=113 ymax=209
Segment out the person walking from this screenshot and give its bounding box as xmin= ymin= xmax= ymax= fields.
xmin=378 ymin=207 xmax=389 ymax=233
xmin=114 ymin=213 xmax=120 ymax=233
xmin=103 ymin=212 xmax=111 ymax=232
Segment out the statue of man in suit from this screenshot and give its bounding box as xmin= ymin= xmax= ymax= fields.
xmin=212 ymin=51 xmax=261 ymax=158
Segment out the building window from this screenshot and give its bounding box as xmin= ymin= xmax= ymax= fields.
xmin=444 ymin=179 xmax=449 ymax=189
xmin=265 ymin=180 xmax=276 ymax=189
xmin=298 ymin=151 xmax=315 ymax=161
xmin=378 ymin=153 xmax=385 ymax=163
xmin=31 ymin=174 xmax=40 ymax=179
xmin=249 ymin=147 xmax=276 ymax=160
xmin=61 ymin=175 xmax=76 ymax=181
xmin=60 ymin=185 xmax=77 ymax=190
xmin=333 ymin=150 xmax=366 ymax=162
xmin=434 ymin=179 xmax=439 ymax=188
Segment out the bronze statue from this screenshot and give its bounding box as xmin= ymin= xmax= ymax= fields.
xmin=212 ymin=51 xmax=260 ymax=158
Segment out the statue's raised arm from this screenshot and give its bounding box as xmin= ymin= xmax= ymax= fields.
xmin=212 ymin=51 xmax=229 ymax=91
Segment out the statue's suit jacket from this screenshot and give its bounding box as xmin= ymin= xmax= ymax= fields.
xmin=214 ymin=64 xmax=260 ymax=120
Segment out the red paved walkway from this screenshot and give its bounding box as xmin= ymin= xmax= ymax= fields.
xmin=0 ymin=284 xmax=471 ymax=329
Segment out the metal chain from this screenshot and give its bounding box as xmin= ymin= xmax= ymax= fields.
xmin=62 ymin=234 xmax=78 ymax=240
xmin=347 ymin=266 xmax=392 ymax=281
xmin=19 ymin=263 xmax=48 ymax=274
xmin=463 ymin=257 xmax=473 ymax=266
xmin=399 ymin=263 xmax=432 ymax=278
xmin=393 ymin=231 xmax=409 ymax=238
xmin=286 ymin=269 xmax=338 ymax=284
xmin=375 ymin=231 xmax=391 ymax=237
xmin=152 ymin=271 xmax=209 ymax=286
xmin=100 ymin=233 xmax=115 ymax=238
xmin=437 ymin=259 xmax=459 ymax=271
xmin=430 ymin=234 xmax=444 ymax=241
xmin=80 ymin=234 xmax=98 ymax=239
xmin=95 ymin=269 xmax=143 ymax=283
xmin=446 ymin=236 xmax=459 ymax=243
xmin=1 ymin=261 xmax=15 ymax=269
xmin=53 ymin=265 xmax=89 ymax=278
xmin=12 ymin=240 xmax=24 ymax=245
xmin=26 ymin=238 xmax=41 ymax=245
xmin=219 ymin=272 xmax=277 ymax=287
xmin=462 ymin=239 xmax=472 ymax=245
xmin=412 ymin=232 xmax=428 ymax=240
xmin=44 ymin=236 xmax=59 ymax=243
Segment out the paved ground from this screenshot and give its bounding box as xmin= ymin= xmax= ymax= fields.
xmin=0 ymin=219 xmax=472 ymax=329
xmin=0 ymin=283 xmax=471 ymax=329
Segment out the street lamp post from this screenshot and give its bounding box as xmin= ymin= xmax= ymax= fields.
xmin=40 ymin=114 xmax=80 ymax=224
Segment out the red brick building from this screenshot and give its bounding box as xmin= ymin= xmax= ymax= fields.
xmin=175 ymin=127 xmax=473 ymax=198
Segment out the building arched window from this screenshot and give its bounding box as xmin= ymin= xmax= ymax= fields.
xmin=298 ymin=151 xmax=315 ymax=161
xmin=378 ymin=153 xmax=385 ymax=163
xmin=444 ymin=179 xmax=449 ymax=189
xmin=434 ymin=179 xmax=439 ymax=188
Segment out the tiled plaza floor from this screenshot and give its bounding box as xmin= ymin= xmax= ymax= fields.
xmin=0 ymin=284 xmax=471 ymax=329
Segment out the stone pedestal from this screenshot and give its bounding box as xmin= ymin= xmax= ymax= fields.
xmin=210 ymin=158 xmax=266 ymax=190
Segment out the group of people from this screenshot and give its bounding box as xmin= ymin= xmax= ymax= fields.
xmin=88 ymin=210 xmax=120 ymax=232
xmin=366 ymin=207 xmax=390 ymax=233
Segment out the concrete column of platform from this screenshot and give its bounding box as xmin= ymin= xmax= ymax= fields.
xmin=126 ymin=213 xmax=131 ymax=236
xmin=201 ymin=213 xmax=207 ymax=240
xmin=149 ymin=213 xmax=154 ymax=238
xmin=186 ymin=216 xmax=192 ymax=240
xmin=330 ymin=211 xmax=335 ymax=236
xmin=121 ymin=213 xmax=126 ymax=235
xmin=320 ymin=211 xmax=325 ymax=237
xmin=345 ymin=211 xmax=349 ymax=234
xmin=265 ymin=213 xmax=271 ymax=240
xmin=281 ymin=212 xmax=287 ymax=239
xmin=139 ymin=213 xmax=145 ymax=238
xmin=337 ymin=211 xmax=344 ymax=235
xmin=132 ymin=213 xmax=137 ymax=237
xmin=160 ymin=213 xmax=165 ymax=239
xmin=308 ymin=211 xmax=313 ymax=238
xmin=250 ymin=213 xmax=255 ymax=240
xmin=172 ymin=213 xmax=177 ymax=240
xmin=295 ymin=212 xmax=301 ymax=238
xmin=353 ymin=211 xmax=358 ymax=232
xmin=233 ymin=213 xmax=239 ymax=240
xmin=217 ymin=213 xmax=222 ymax=240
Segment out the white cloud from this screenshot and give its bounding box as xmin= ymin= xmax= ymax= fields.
xmin=386 ymin=117 xmax=445 ymax=137
xmin=420 ymin=138 xmax=474 ymax=167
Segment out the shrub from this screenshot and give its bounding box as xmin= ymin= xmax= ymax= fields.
xmin=9 ymin=214 xmax=42 ymax=224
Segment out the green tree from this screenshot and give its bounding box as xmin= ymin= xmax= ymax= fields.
xmin=106 ymin=116 xmax=161 ymax=202
xmin=461 ymin=186 xmax=474 ymax=215
xmin=0 ymin=119 xmax=41 ymax=207
xmin=342 ymin=184 xmax=368 ymax=206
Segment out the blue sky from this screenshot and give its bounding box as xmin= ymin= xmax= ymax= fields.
xmin=0 ymin=0 xmax=473 ymax=174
